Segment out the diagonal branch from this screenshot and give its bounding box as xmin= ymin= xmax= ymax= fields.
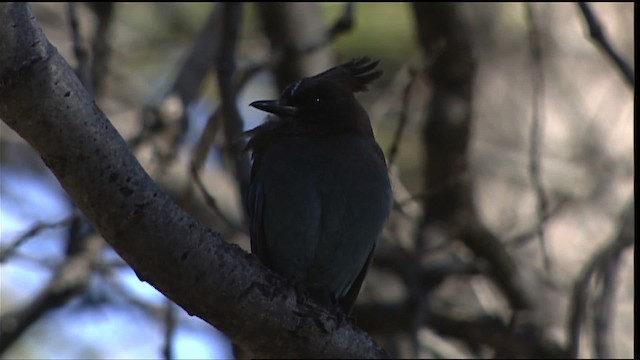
xmin=577 ymin=2 xmax=634 ymax=87
xmin=0 ymin=214 xmax=77 ymax=263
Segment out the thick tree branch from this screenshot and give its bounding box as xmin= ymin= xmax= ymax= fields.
xmin=0 ymin=4 xmax=387 ymax=358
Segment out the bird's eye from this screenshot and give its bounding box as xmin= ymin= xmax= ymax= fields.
xmin=314 ymin=97 xmax=321 ymax=103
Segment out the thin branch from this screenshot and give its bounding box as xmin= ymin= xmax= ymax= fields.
xmin=577 ymin=2 xmax=634 ymax=87
xmin=95 ymin=266 xmax=166 ymax=319
xmin=167 ymin=4 xmax=223 ymax=106
xmin=217 ymin=3 xmax=251 ymax=212
xmin=67 ymin=3 xmax=93 ymax=95
xmin=250 ymin=2 xmax=354 ymax=78
xmin=593 ymin=200 xmax=633 ymax=358
xmin=592 ymin=245 xmax=621 ymax=358
xmin=0 ymin=213 xmax=78 ymax=263
xmin=387 ymin=67 xmax=418 ymax=167
xmin=328 ymin=2 xmax=355 ymax=38
xmin=162 ymin=300 xmax=177 ymax=360
xmin=190 ymin=108 xmax=223 ymax=175
xmin=506 ymin=200 xmax=567 ymax=248
xmin=460 ymin=218 xmax=533 ymax=310
xmin=190 ymin=163 xmax=246 ymax=234
xmin=190 ymin=60 xmax=266 ymax=175
xmin=87 ymin=2 xmax=115 ymax=94
xmin=293 ymin=2 xmax=355 ymax=55
xmin=567 ymin=200 xmax=634 ymax=357
xmin=127 ymin=4 xmax=223 ymax=150
xmin=354 ymin=302 xmax=567 ymax=358
xmin=526 ymin=3 xmax=552 ymax=275
xmin=0 ymin=236 xmax=103 ymax=354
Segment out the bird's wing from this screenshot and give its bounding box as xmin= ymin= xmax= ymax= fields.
xmin=248 ymin=180 xmax=267 ymax=264
xmin=339 ymin=247 xmax=375 ymax=313
xmin=306 ymin=136 xmax=391 ymax=305
xmin=250 ymin=137 xmax=323 ymax=282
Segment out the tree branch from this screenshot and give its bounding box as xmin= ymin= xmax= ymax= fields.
xmin=577 ymin=2 xmax=634 ymax=87
xmin=525 ymin=3 xmax=552 ymax=274
xmin=0 ymin=236 xmax=103 ymax=353
xmin=216 ymin=3 xmax=251 ymax=213
xmin=386 ymin=67 xmax=417 ymax=167
xmin=0 ymin=3 xmax=387 ymax=358
xmin=567 ymin=200 xmax=634 ymax=358
xmin=354 ymin=302 xmax=568 ymax=358
xmin=413 ymin=2 xmax=532 ymax=311
xmin=0 ymin=214 xmax=77 ymax=263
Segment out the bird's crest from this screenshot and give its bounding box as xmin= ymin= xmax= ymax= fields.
xmin=310 ymin=57 xmax=382 ymax=92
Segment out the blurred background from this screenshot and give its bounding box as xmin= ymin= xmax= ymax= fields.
xmin=0 ymin=2 xmax=634 ymax=359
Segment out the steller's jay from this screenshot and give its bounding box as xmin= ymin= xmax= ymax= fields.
xmin=245 ymin=58 xmax=392 ymax=314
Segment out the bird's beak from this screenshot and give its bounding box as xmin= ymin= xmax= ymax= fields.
xmin=250 ymin=100 xmax=299 ymax=117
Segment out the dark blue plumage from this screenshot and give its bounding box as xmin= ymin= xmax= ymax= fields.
xmin=245 ymin=58 xmax=392 ymax=314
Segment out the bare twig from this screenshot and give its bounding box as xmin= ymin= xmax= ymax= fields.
xmin=87 ymin=2 xmax=115 ymax=94
xmin=67 ymin=3 xmax=93 ymax=95
xmin=0 ymin=214 xmax=78 ymax=263
xmin=190 ymin=164 xmax=246 ymax=234
xmin=162 ymin=300 xmax=177 ymax=360
xmin=190 ymin=109 xmax=223 ymax=176
xmin=460 ymin=218 xmax=533 ymax=310
xmin=127 ymin=4 xmax=223 ymax=150
xmin=239 ymin=1 xmax=354 ymax=95
xmin=217 ymin=3 xmax=251 ymax=211
xmin=354 ymin=302 xmax=567 ymax=358
xmin=168 ymin=4 xmax=224 ymax=106
xmin=294 ymin=2 xmax=355 ymax=55
xmin=526 ymin=3 xmax=552 ymax=275
xmin=328 ymin=2 xmax=355 ymax=38
xmin=592 ymin=245 xmax=621 ymax=359
xmin=190 ymin=61 xmax=266 ymax=175
xmin=505 ymin=200 xmax=567 ymax=247
xmin=0 ymin=236 xmax=103 ymax=354
xmin=387 ymin=67 xmax=418 ymax=167
xmin=577 ymin=2 xmax=634 ymax=87
xmin=567 ymin=200 xmax=634 ymax=357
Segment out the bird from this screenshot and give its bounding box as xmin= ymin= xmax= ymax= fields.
xmin=244 ymin=57 xmax=392 ymax=314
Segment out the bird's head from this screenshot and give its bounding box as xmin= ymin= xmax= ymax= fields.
xmin=249 ymin=57 xmax=382 ymax=135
